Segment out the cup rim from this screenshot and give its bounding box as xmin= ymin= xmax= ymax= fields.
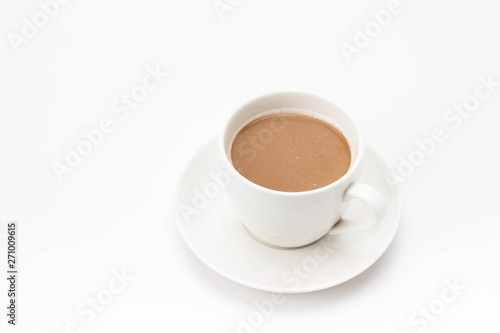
xmin=219 ymin=90 xmax=364 ymax=196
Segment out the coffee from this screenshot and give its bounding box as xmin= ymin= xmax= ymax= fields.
xmin=230 ymin=112 xmax=351 ymax=192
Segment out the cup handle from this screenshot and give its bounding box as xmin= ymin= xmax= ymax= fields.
xmin=328 ymin=183 xmax=388 ymax=236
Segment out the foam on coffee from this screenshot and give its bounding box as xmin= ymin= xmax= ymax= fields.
xmin=230 ymin=111 xmax=351 ymax=192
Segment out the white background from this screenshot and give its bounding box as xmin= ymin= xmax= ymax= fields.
xmin=1 ymin=0 xmax=500 ymax=332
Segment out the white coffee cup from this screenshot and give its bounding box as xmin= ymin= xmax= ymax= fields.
xmin=219 ymin=91 xmax=387 ymax=248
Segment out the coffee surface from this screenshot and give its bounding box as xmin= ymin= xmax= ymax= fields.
xmin=231 ymin=112 xmax=351 ymax=192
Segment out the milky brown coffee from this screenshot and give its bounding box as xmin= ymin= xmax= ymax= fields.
xmin=230 ymin=112 xmax=351 ymax=192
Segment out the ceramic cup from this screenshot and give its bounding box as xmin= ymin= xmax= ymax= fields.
xmin=219 ymin=91 xmax=387 ymax=248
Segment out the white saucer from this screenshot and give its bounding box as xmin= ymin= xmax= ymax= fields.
xmin=175 ymin=137 xmax=401 ymax=293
